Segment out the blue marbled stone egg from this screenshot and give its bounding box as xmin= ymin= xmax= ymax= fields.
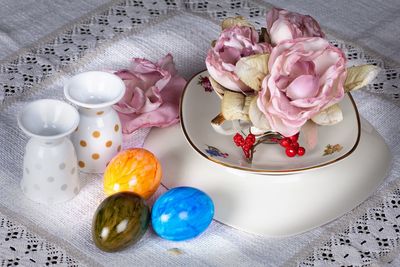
xmin=151 ymin=187 xmax=214 ymax=241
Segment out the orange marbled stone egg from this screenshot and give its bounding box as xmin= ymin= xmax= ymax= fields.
xmin=103 ymin=148 xmax=162 ymax=199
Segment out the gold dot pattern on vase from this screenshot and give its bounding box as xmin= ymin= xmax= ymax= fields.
xmin=80 ymin=140 xmax=87 ymax=147
xmin=106 ymin=141 xmax=113 ymax=147
xmin=79 ymin=161 xmax=85 ymax=168
xmin=96 ymin=111 xmax=104 ymax=115
xmin=114 ymin=124 xmax=119 ymax=132
xmin=92 ymin=131 xmax=100 ymax=138
xmin=92 ymin=153 xmax=100 ymax=160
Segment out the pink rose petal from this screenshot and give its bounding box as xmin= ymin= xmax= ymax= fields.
xmin=258 ymin=37 xmax=346 ymax=137
xmin=286 ymin=75 xmax=319 ymax=100
xmin=113 ymin=54 xmax=186 ymax=137
xmin=266 ymin=7 xmax=325 ymax=45
xmin=205 ymin=25 xmax=271 ymax=93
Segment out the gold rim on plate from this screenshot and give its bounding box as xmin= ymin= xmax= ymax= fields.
xmin=180 ymin=70 xmax=361 ymax=174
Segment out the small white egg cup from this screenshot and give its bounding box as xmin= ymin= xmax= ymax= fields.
xmin=18 ymin=99 xmax=80 ymax=204
xmin=64 ymin=71 xmax=125 ymax=174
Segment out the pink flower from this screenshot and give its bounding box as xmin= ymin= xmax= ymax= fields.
xmin=257 ymin=37 xmax=347 ymax=137
xmin=266 ymin=7 xmax=325 ymax=45
xmin=206 ymin=26 xmax=271 ymax=93
xmin=113 ymin=54 xmax=186 ymax=138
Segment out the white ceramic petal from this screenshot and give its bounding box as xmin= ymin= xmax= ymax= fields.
xmin=209 ymin=76 xmax=225 ymax=99
xmin=344 ymin=65 xmax=380 ymax=92
xmin=221 ymin=91 xmax=250 ymax=121
xmin=221 ymin=16 xmax=253 ymax=30
xmin=311 ymin=104 xmax=343 ymax=126
xmin=248 ymin=97 xmax=270 ymax=130
xmin=234 ymin=53 xmax=269 ymax=91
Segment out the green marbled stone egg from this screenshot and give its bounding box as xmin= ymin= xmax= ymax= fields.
xmin=92 ymin=192 xmax=150 ymax=252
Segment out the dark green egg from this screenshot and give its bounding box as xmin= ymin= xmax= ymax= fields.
xmin=92 ymin=192 xmax=150 ymax=252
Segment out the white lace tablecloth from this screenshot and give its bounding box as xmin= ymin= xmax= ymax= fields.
xmin=0 ymin=1 xmax=399 ymax=266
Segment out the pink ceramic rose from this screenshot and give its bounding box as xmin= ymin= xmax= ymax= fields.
xmin=266 ymin=7 xmax=325 ymax=45
xmin=206 ymin=26 xmax=271 ymax=93
xmin=113 ymin=54 xmax=186 ymax=139
xmin=257 ymin=37 xmax=347 ymax=137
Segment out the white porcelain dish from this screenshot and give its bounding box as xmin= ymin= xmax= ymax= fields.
xmin=180 ymin=70 xmax=360 ymax=175
xmin=144 ymin=117 xmax=390 ymax=237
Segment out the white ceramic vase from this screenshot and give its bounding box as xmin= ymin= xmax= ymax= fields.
xmin=64 ymin=71 xmax=126 ymax=174
xmin=18 ymin=99 xmax=80 ymax=204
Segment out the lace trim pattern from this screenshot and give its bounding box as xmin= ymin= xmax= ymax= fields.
xmin=290 ymin=179 xmax=400 ymax=266
xmin=1 ymin=1 xmax=398 ymax=106
xmin=0 ymin=211 xmax=83 ymax=267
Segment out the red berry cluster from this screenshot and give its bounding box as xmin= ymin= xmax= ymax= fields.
xmin=233 ymin=133 xmax=256 ymax=158
xmin=279 ymin=133 xmax=305 ymax=157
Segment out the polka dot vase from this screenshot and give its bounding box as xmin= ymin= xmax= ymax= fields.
xmin=18 ymin=99 xmax=81 ymax=204
xmin=64 ymin=71 xmax=126 ymax=174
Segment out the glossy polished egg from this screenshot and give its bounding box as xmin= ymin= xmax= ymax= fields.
xmin=151 ymin=187 xmax=214 ymax=241
xmin=92 ymin=192 xmax=150 ymax=252
xmin=103 ymin=148 xmax=162 ymax=199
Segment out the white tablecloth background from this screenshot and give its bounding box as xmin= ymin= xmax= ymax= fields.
xmin=0 ymin=1 xmax=399 ymax=266
xmin=1 ymin=0 xmax=399 ymax=64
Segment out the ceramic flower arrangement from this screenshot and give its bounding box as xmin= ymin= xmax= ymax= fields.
xmin=206 ymin=8 xmax=380 ymax=159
